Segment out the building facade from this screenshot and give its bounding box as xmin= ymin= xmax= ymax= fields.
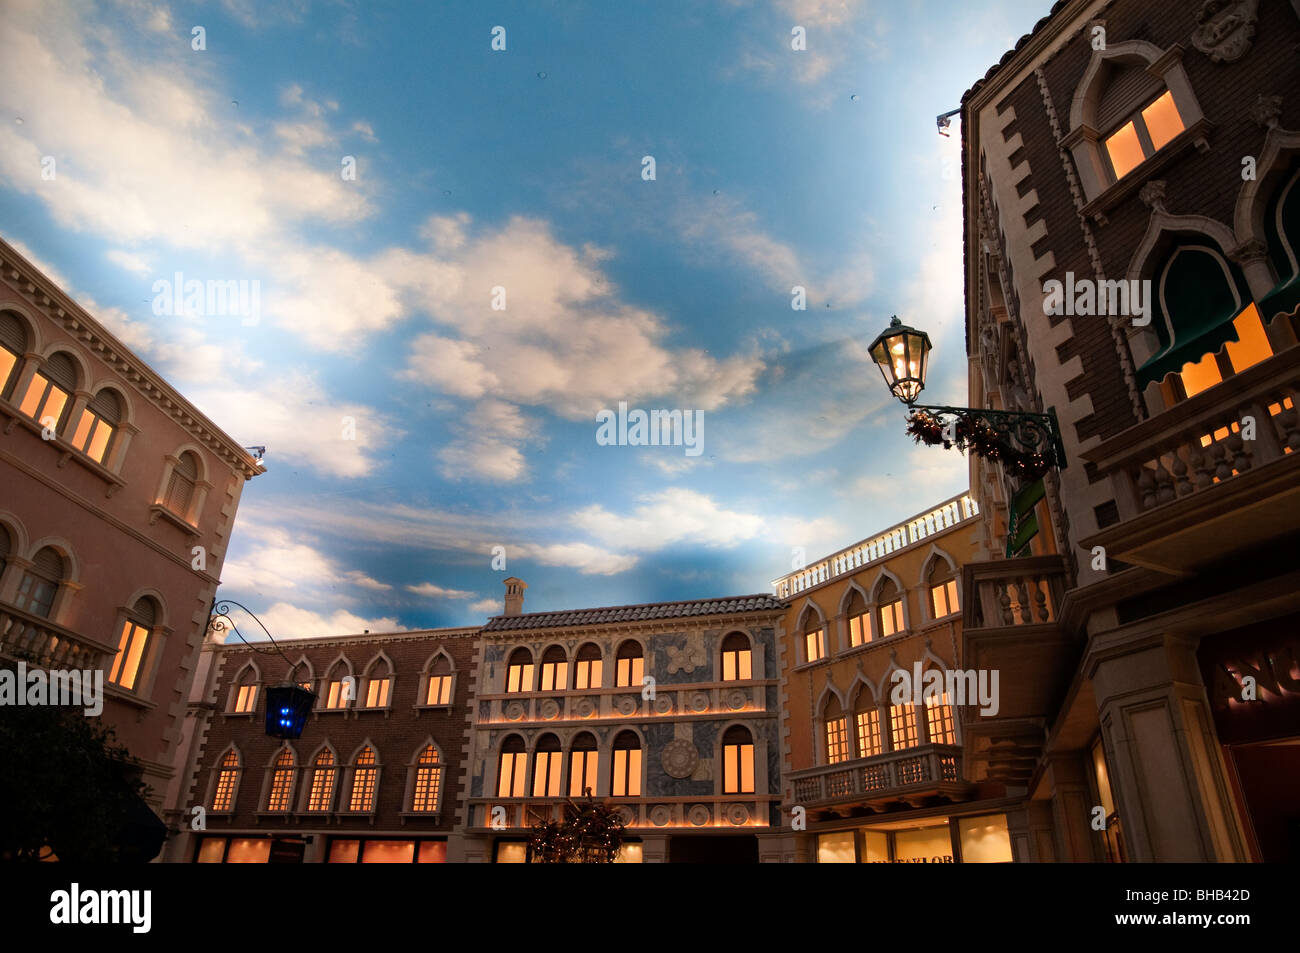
xmin=166 ymin=625 xmax=479 ymax=863
xmin=0 ymin=237 xmax=261 ymax=843
xmin=461 ymin=582 xmax=786 ymax=863
xmin=960 ymin=0 xmax=1300 ymax=861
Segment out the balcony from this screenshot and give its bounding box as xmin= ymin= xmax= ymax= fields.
xmin=786 ymin=744 xmax=970 ymax=814
xmin=465 ymin=796 xmax=775 ymax=832
xmin=1081 ymin=346 xmax=1300 ymax=574
xmin=0 ymin=603 xmax=115 ymax=670
xmin=772 ymin=494 xmax=980 ymax=599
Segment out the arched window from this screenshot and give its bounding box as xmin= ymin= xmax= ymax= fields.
xmin=720 ymin=632 xmax=752 ymax=681
xmin=611 ymin=731 xmax=642 ymax=797
xmin=803 ymin=613 xmax=825 ymax=663
xmin=425 ymin=653 xmax=453 ymax=705
xmin=574 ymin=643 xmax=602 ymax=690
xmin=0 ymin=311 xmax=29 ymax=399
xmin=266 ymin=748 xmax=296 ymax=811
xmin=846 ymin=589 xmax=869 ymax=647
xmin=70 ymin=388 xmax=120 ymax=464
xmin=323 ymin=660 xmax=352 ymax=709
xmin=568 ymin=732 xmax=598 ymax=797
xmin=497 ymin=735 xmax=527 ymax=797
xmin=928 ymin=559 xmax=960 ymax=619
xmin=1102 ymin=86 xmax=1184 ymax=181
xmin=306 ymin=750 xmax=336 ymax=812
xmin=855 ymin=689 xmax=882 ymax=758
xmin=925 ymin=686 xmax=956 ymax=745
xmin=15 ymin=546 xmax=63 ymax=619
xmin=889 ymin=701 xmax=919 ymax=751
xmin=212 ymin=750 xmax=240 ymax=812
xmin=824 ymin=696 xmax=849 ymax=765
xmin=614 ymin=640 xmax=644 ymax=687
xmin=721 ymin=725 xmax=755 ymax=794
xmin=877 ymin=578 xmax=905 ymax=639
xmin=532 ymin=734 xmax=562 ymax=797
xmin=411 ymin=745 xmax=443 ymax=813
xmin=363 ymin=656 xmax=392 ymax=708
xmin=505 ymin=647 xmax=534 ymax=693
xmin=18 ymin=352 xmax=75 ymax=432
xmin=110 ymin=597 xmax=156 ymax=692
xmin=539 ymin=646 xmax=568 ymax=692
xmin=348 ymin=747 xmax=378 ymax=812
xmin=164 ymin=451 xmax=200 ymax=519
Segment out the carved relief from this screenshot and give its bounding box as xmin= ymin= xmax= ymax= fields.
xmin=661 ymin=738 xmax=700 ymax=778
xmin=665 ymin=636 xmax=705 ymax=674
xmin=1190 ymin=0 xmax=1259 ymax=64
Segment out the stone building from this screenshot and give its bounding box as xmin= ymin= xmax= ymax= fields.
xmin=165 ymin=625 xmax=479 ymax=862
xmin=0 ymin=237 xmax=262 ymax=853
xmin=959 ymin=0 xmax=1300 ymax=861
xmin=461 ymin=581 xmax=786 ymax=862
xmin=769 ymin=493 xmax=1021 ymax=863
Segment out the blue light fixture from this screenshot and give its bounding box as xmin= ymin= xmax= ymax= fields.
xmin=264 ymin=683 xmax=316 ymax=739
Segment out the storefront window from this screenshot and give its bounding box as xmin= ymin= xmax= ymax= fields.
xmin=957 ymin=814 xmax=1013 ymax=863
xmin=817 ymin=831 xmax=856 ymax=863
xmin=1091 ymin=738 xmax=1126 ymax=862
xmin=893 ymin=824 xmax=953 ymax=863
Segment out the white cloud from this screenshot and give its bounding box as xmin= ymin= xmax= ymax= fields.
xmin=438 ymin=399 xmax=534 ymax=483
xmin=250 ymin=602 xmax=403 ymax=640
xmin=406 ymin=582 xmax=476 ymax=599
xmin=105 ymin=248 xmax=153 ymax=275
xmin=573 ymin=488 xmax=767 ymax=551
xmin=469 ymin=597 xmax=501 ymax=615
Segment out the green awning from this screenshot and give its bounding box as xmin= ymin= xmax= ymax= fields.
xmin=1259 ymin=272 xmax=1300 ymax=327
xmin=1136 ymin=247 xmax=1245 ymax=389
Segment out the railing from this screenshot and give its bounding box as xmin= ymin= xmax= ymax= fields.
xmin=465 ymin=796 xmax=774 ymax=830
xmin=1084 ymin=346 xmax=1300 ymax=522
xmin=773 ymin=494 xmax=980 ymax=598
xmin=787 ymin=744 xmax=965 ymax=805
xmin=0 ymin=603 xmax=116 ymax=670
xmin=963 ymin=555 xmax=1069 ymax=629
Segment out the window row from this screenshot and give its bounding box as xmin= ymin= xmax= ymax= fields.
xmin=210 ymin=742 xmax=445 ymax=815
xmin=801 ymin=560 xmax=961 ymax=664
xmin=495 ymin=726 xmax=757 ymax=798
xmin=226 ymin=651 xmax=457 ymax=714
xmin=0 ymin=312 xmax=210 ymax=523
xmin=822 ymin=692 xmax=957 ymax=765
xmin=501 ymin=632 xmax=756 ymax=694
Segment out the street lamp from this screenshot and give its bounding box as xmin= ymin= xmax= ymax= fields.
xmin=208 ymin=599 xmax=316 ymax=739
xmin=869 ymin=315 xmax=1067 ymax=480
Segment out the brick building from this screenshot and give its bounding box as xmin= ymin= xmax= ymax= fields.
xmin=0 ymin=237 xmax=261 ymax=854
xmin=959 ymin=0 xmax=1300 ymax=861
xmin=166 ymin=625 xmax=479 ymax=863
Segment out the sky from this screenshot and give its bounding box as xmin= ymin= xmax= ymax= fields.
xmin=0 ymin=0 xmax=1051 ymax=637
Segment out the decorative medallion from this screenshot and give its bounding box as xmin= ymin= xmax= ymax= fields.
xmin=616 ymin=694 xmax=638 ymax=716
xmin=665 ymin=637 xmax=706 ymax=674
xmin=687 ymin=804 xmax=711 ymax=827
xmin=653 ymin=694 xmax=674 ymax=715
xmin=539 ymin=699 xmax=560 ymax=720
xmin=725 ymin=803 xmax=751 ymax=826
xmin=650 ymin=805 xmax=672 ymax=827
xmin=614 ymin=805 xmax=635 ymax=827
xmin=725 ymin=688 xmax=748 ymax=711
xmin=504 ymin=701 xmax=525 ymax=721
xmin=575 ymin=697 xmax=596 ymax=719
xmin=689 ymin=691 xmax=710 ymax=713
xmin=661 ymin=738 xmax=700 ymax=779
xmin=1190 ymin=0 xmax=1259 ymax=64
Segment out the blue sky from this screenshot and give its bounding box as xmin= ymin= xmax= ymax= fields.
xmin=0 ymin=0 xmax=1049 ymax=636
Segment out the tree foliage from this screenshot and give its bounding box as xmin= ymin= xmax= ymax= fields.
xmin=527 ymin=794 xmax=627 ymax=863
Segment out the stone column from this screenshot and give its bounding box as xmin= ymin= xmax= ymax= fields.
xmin=1044 ymin=752 xmax=1102 ymax=862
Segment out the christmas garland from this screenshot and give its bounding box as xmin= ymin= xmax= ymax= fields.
xmin=527 ymin=794 xmax=628 ymax=863
xmin=906 ymin=409 xmax=1057 ymax=480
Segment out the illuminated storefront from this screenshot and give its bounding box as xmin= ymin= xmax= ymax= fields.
xmin=816 ymin=812 xmax=1014 ymax=863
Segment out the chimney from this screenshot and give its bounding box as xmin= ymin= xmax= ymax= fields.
xmin=503 ymin=577 xmax=527 ymax=616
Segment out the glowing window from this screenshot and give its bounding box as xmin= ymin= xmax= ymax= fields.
xmin=856 ymin=706 xmax=882 ymax=758
xmin=925 ymin=691 xmax=956 ymax=745
xmin=412 ymin=745 xmax=442 ymax=812
xmin=18 ymin=354 xmax=74 ymax=432
xmin=722 ymin=725 xmax=755 ymax=794
xmin=568 ymin=733 xmax=599 ymax=797
xmin=364 ymin=676 xmax=390 ymax=708
xmin=1104 ymin=121 xmax=1145 ymax=180
xmin=307 ymin=750 xmax=335 ymax=811
xmin=233 ymin=683 xmax=257 ymax=713
xmin=804 ymin=618 xmax=826 ymax=663
xmin=721 ymin=632 xmax=752 ymax=681
xmin=846 ymin=590 xmax=869 ymax=646
xmin=505 ymin=648 xmax=534 ymax=693
xmin=212 ymin=751 xmax=239 ymax=811
xmin=532 ymin=735 xmax=563 ymax=797
xmin=325 ymin=678 xmax=351 ymax=709
xmin=1141 ymin=90 xmax=1184 ymax=151
xmin=611 ymin=731 xmax=642 ymax=797
xmin=0 ymin=311 xmax=26 ymax=398
xmin=890 ymin=704 xmax=919 ymax=750
xmin=928 ymin=560 xmax=960 ymax=618
xmin=615 ymin=640 xmax=644 ymax=687
xmin=538 ymin=646 xmax=568 ymax=692
xmin=497 ymin=736 xmax=527 ymax=797
xmin=110 ymin=599 xmax=154 ymax=692
xmin=1104 ymin=90 xmax=1185 ymax=181
xmin=879 ymin=599 xmax=904 ymax=638
xmin=574 ymin=643 xmax=603 ymax=690
xmin=70 ymin=389 xmax=120 ymax=464
xmin=825 ymin=716 xmax=849 ymax=765
xmin=266 ymin=749 xmax=295 ymax=811
xmin=348 ymin=747 xmax=377 ymax=812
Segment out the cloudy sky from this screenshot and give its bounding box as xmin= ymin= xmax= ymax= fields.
xmin=0 ymin=0 xmax=1048 ymax=636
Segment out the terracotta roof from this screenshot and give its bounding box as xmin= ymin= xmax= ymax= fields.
xmin=482 ymin=594 xmax=786 ymax=631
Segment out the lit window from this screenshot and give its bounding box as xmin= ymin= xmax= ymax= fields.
xmin=364 ymin=676 xmax=391 ymax=708
xmin=846 ymin=590 xmax=869 ymax=646
xmin=539 ymin=646 xmax=568 ymax=692
xmin=109 ymin=598 xmax=155 ymax=693
xmin=856 ymin=704 xmax=882 ymax=758
xmin=574 ymin=643 xmax=603 ymax=690
xmin=348 ymin=747 xmax=378 ymax=811
xmin=721 ymin=632 xmax=752 ymax=681
xmin=614 ymin=641 xmax=644 ymax=687
xmin=877 ymin=579 xmax=905 ymax=638
xmin=307 ymin=750 xmax=336 ymax=812
xmin=825 ymin=712 xmax=849 ymax=765
xmin=722 ymin=725 xmax=755 ymax=794
xmin=18 ymin=353 xmax=75 ymax=433
xmin=505 ymin=648 xmax=534 ymax=693
xmin=804 ymin=618 xmax=826 ymax=663
xmin=412 ymin=745 xmax=442 ymax=813
xmin=324 ymin=675 xmax=352 ymax=709
xmin=611 ymin=731 xmax=642 ymax=797
xmin=890 ymin=704 xmax=919 ymax=750
xmin=426 ymin=654 xmax=453 ymax=704
xmin=212 ymin=750 xmax=239 ymax=811
xmin=69 ymin=389 xmax=120 ymax=464
xmin=1104 ymin=90 xmax=1184 ymax=181
xmin=233 ymin=683 xmax=257 ymax=713
xmin=266 ymin=749 xmax=295 ymax=811
xmin=568 ymin=733 xmax=599 ymax=797
xmin=532 ymin=734 xmax=563 ymax=797
xmin=0 ymin=311 xmax=27 ymax=399
xmin=928 ymin=560 xmax=960 ymax=618
xmin=925 ymin=691 xmax=956 ymax=745
xmin=497 ymin=736 xmax=527 ymax=797
xmin=14 ymin=547 xmax=62 ymax=619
